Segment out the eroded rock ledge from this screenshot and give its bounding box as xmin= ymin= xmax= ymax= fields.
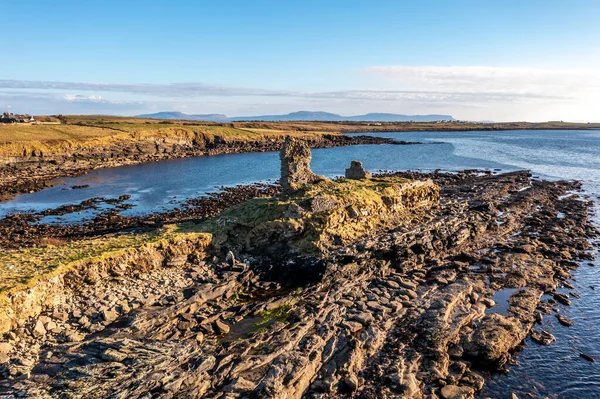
xmin=0 ymin=143 xmax=597 ymax=399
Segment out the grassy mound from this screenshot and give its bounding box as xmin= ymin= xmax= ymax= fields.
xmin=204 ymin=177 xmax=439 ymax=255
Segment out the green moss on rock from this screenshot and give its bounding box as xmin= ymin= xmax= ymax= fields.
xmin=204 ymin=176 xmax=439 ymax=255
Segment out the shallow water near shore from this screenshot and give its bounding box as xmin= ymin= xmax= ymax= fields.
xmin=366 ymin=130 xmax=600 ymax=399
xmin=2 ymin=129 xmax=600 ymax=397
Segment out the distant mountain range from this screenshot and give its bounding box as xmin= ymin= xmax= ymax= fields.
xmin=137 ymin=111 xmax=455 ymax=122
xmin=137 ymin=111 xmax=230 ymax=122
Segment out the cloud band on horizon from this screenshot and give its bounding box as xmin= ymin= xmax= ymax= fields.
xmin=1 ymin=65 xmax=598 ymax=121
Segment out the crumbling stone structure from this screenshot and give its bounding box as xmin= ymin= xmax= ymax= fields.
xmin=345 ymin=160 xmax=372 ymax=180
xmin=279 ymin=137 xmax=323 ymax=193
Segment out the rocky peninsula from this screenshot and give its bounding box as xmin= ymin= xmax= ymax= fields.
xmin=0 ymin=138 xmax=597 ymax=399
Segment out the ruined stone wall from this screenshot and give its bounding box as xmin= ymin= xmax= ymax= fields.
xmin=279 ymin=137 xmax=324 ymax=194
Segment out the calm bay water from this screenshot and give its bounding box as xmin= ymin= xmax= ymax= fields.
xmin=0 ymin=134 xmax=512 ymax=219
xmin=2 ymin=130 xmax=599 ymax=397
xmin=3 ymin=130 xmax=598 ymax=220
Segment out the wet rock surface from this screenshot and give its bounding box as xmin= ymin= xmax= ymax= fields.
xmin=0 ymin=170 xmax=597 ymax=398
xmin=0 ymin=183 xmax=280 ymax=249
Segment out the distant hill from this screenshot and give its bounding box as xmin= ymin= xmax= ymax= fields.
xmin=343 ymin=113 xmax=455 ymax=122
xmin=137 ymin=111 xmax=229 ymax=122
xmin=230 ymin=111 xmax=345 ymax=122
xmin=137 ymin=110 xmax=455 ymax=122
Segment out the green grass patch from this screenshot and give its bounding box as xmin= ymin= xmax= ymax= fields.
xmin=201 ymin=175 xmax=436 ymax=254
xmin=257 ymin=302 xmax=294 ymax=325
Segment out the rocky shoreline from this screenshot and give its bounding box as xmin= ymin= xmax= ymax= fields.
xmin=0 ymin=183 xmax=281 ymax=250
xmin=0 ymin=141 xmax=598 ymax=399
xmin=0 ymin=133 xmax=414 ymax=202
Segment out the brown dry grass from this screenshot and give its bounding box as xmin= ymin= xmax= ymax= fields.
xmin=2 ymin=116 xmax=597 ymax=159
xmin=0 ymin=119 xmax=337 ymax=158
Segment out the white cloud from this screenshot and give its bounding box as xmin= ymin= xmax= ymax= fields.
xmin=0 ymin=80 xmax=287 ymax=98
xmin=365 ymin=65 xmax=600 ymax=98
xmin=0 ymin=91 xmax=146 ymax=115
xmin=0 ymin=78 xmax=563 ymax=103
xmin=363 ymin=65 xmax=600 ymax=121
xmin=1 ymin=66 xmax=599 ymax=121
xmin=63 ymin=94 xmax=107 ymax=102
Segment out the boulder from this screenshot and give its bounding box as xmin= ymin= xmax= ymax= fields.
xmin=282 ymin=203 xmax=304 ymax=219
xmin=66 ymin=332 xmax=85 ymax=342
xmin=556 ymin=314 xmax=574 ymax=326
xmin=52 ymin=310 xmax=69 ymax=322
xmin=310 ymin=196 xmax=338 ymax=213
xmin=101 ymin=349 xmax=127 ymax=363
xmin=351 ymin=312 xmax=374 ymax=325
xmin=440 ymin=385 xmax=475 ymax=399
xmin=0 ymin=343 xmax=12 ymax=354
xmin=44 ymin=320 xmax=58 ymax=332
xmin=531 ymin=329 xmax=555 ymax=345
xmin=553 ymin=293 xmax=571 ymax=306
xmin=32 ymin=319 xmax=47 ymax=337
xmin=195 ymin=332 xmax=205 ymax=344
xmin=0 ymin=353 xmax=8 ymax=364
xmin=462 ymin=314 xmax=524 ymax=367
xmin=340 ymin=374 xmax=359 ymax=392
xmin=345 ymin=160 xmax=372 ymax=180
xmin=215 ymin=319 xmax=230 ymax=335
xmin=101 ymin=308 xmax=119 ymax=324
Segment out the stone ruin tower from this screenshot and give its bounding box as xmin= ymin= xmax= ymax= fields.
xmin=279 ymin=137 xmax=323 ymax=194
xmin=345 ymin=160 xmax=372 ymax=180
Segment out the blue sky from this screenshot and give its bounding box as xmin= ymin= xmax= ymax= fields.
xmin=1 ymin=0 xmax=599 ymax=121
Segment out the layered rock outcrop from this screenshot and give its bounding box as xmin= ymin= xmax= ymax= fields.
xmin=0 ymin=149 xmax=597 ymax=398
xmin=206 ymin=175 xmax=439 ymax=256
xmin=0 ymin=227 xmax=212 ymax=336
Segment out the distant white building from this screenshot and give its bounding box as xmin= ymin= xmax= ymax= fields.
xmin=0 ymin=112 xmax=35 ymax=123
